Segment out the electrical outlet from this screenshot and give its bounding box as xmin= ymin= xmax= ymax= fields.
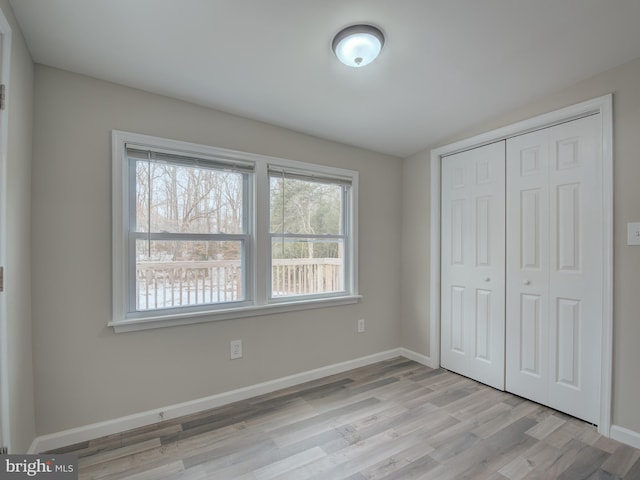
xmin=230 ymin=339 xmax=243 ymax=359
xmin=357 ymin=319 xmax=365 ymax=333
xmin=627 ymin=222 xmax=640 ymax=245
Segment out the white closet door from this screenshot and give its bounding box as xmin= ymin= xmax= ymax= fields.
xmin=506 ymin=114 xmax=602 ymax=423
xmin=441 ymin=141 xmax=506 ymax=390
xmin=505 ymin=128 xmax=551 ymax=405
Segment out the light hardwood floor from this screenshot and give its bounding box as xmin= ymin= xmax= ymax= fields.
xmin=48 ymin=358 xmax=640 ymax=479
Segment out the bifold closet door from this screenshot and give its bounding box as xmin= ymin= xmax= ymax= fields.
xmin=441 ymin=141 xmax=506 ymax=390
xmin=505 ymin=114 xmax=603 ymax=424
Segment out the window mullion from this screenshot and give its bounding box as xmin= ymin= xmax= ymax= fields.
xmin=254 ymin=162 xmax=270 ymax=306
xmin=343 ymin=185 xmax=352 ymax=293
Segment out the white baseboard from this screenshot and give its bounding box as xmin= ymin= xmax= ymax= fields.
xmin=30 ymin=348 xmax=436 ymax=453
xmin=35 ymin=344 xmax=637 ymax=454
xmin=398 ymin=347 xmax=435 ymax=368
xmin=30 ymin=348 xmax=416 ymax=453
xmin=610 ymin=425 xmax=640 ymax=449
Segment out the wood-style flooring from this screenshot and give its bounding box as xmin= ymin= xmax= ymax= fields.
xmin=48 ymin=357 xmax=640 ymax=479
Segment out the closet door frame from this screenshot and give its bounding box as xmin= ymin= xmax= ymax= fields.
xmin=428 ymin=95 xmax=613 ymax=436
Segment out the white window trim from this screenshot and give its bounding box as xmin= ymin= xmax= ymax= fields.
xmin=111 ymin=131 xmax=360 ymax=332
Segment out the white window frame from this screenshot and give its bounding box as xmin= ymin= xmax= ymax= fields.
xmin=267 ymin=164 xmax=354 ymax=303
xmin=111 ymin=131 xmax=360 ymax=332
xmin=124 ymin=144 xmax=255 ymax=318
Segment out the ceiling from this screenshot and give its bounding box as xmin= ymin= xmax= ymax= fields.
xmin=9 ymin=0 xmax=640 ymax=157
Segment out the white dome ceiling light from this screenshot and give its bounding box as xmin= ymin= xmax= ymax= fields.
xmin=332 ymin=24 xmax=385 ymax=68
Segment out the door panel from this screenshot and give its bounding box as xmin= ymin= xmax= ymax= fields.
xmin=475 ymin=289 xmax=491 ymax=361
xmin=547 ymin=115 xmax=602 ymax=422
xmin=556 ymin=297 xmax=580 ymax=387
xmin=520 ymin=188 xmax=542 ymax=269
xmin=506 ymin=128 xmax=550 ymax=405
xmin=506 ymin=115 xmax=602 ymax=423
xmin=519 ymin=293 xmax=542 ymax=377
xmin=441 ymin=141 xmax=505 ymax=390
xmin=450 ymin=286 xmax=465 ymax=353
xmin=556 ymin=183 xmax=580 ymax=271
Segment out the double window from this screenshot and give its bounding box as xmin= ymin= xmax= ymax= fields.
xmin=112 ymin=131 xmax=359 ymax=332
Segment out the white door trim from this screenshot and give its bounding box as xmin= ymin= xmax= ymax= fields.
xmin=0 ymin=6 xmax=11 ymax=452
xmin=429 ymin=95 xmax=613 ymax=436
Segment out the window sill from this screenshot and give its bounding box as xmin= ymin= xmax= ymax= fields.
xmin=108 ymin=295 xmax=363 ymax=333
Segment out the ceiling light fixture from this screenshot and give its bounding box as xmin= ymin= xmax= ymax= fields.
xmin=332 ymin=24 xmax=385 ymax=68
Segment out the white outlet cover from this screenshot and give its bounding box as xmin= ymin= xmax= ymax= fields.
xmin=627 ymin=223 xmax=640 ymax=245
xmin=230 ymin=339 xmax=243 ymax=359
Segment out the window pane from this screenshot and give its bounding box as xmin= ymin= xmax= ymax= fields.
xmin=270 ymin=176 xmax=343 ymax=235
xmin=135 ymin=160 xmax=245 ymax=234
xmin=135 ymin=240 xmax=243 ymax=310
xmin=271 ymin=238 xmax=344 ymax=297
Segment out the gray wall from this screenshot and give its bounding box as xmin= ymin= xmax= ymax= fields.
xmin=0 ymin=0 xmax=35 ymax=453
xmin=400 ymin=153 xmax=430 ymax=356
xmin=24 ymin=23 xmax=640 ymax=441
xmin=401 ymin=56 xmax=640 ymax=433
xmin=31 ymin=65 xmax=402 ymax=436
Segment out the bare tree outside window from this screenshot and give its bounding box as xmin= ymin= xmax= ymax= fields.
xmin=269 ymin=174 xmax=347 ymax=298
xmin=134 ymin=158 xmax=245 ymax=310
